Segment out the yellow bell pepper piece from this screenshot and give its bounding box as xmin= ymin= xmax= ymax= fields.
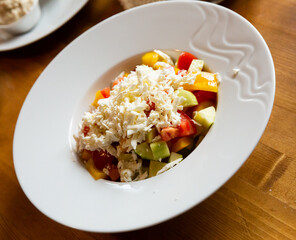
xmin=81 ymin=149 xmax=92 ymax=161
xmin=171 ymin=137 xmax=194 ymax=153
xmin=84 ymin=158 xmax=108 ymax=180
xmin=142 ymin=52 xmax=159 ymax=68
xmin=174 ymin=67 xmax=179 ymax=74
xmin=92 ymin=90 xmax=104 ymax=108
xmin=183 ymin=72 xmax=218 ymax=92
xmin=124 ymin=72 xmax=129 ymax=77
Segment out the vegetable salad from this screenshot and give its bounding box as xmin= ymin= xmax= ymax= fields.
xmin=75 ymin=50 xmax=218 ymax=182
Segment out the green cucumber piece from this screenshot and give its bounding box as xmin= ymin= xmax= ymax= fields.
xmin=135 ymin=142 xmax=154 ymax=160
xmin=149 ymin=161 xmax=167 ymax=177
xmin=150 ymin=141 xmax=170 ymax=161
xmin=146 ymin=127 xmax=157 ymax=143
xmin=193 ymin=106 xmax=216 ymax=128
xmin=176 ymin=89 xmax=198 ymax=107
xmin=118 ymin=153 xmax=133 ymax=161
xmin=169 ymin=152 xmax=183 ymax=163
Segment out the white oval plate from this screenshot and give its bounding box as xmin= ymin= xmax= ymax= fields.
xmin=0 ymin=0 xmax=88 ymax=51
xmin=13 ymin=1 xmax=275 ymax=233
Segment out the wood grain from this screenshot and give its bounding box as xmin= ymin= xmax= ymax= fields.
xmin=0 ymin=0 xmax=295 ymax=239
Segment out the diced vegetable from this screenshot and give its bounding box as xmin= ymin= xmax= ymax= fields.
xmin=150 ymin=141 xmax=170 ymax=160
xmin=92 ymin=150 xmax=115 ymax=171
xmin=183 ymin=72 xmax=218 ymax=92
xmin=188 ymin=59 xmax=204 ymax=73
xmin=92 ymin=90 xmax=105 ymax=107
xmin=171 ymin=137 xmax=194 ymax=153
xmin=149 ymin=161 xmax=167 ymax=177
xmin=192 ymin=101 xmax=215 ymax=112
xmin=142 ymin=52 xmax=159 ymax=67
xmin=147 ymin=127 xmax=157 ymax=143
xmin=77 ymin=50 xmax=218 ymax=182
xmin=84 ymin=158 xmax=108 ymax=180
xmin=193 ymin=106 xmax=216 ymax=128
xmin=160 ymin=127 xmax=179 ymax=142
xmin=101 ymin=87 xmax=110 ymax=98
xmin=135 ymin=142 xmax=154 ymax=160
xmin=178 ymin=111 xmax=197 ymax=137
xmin=105 ymin=163 xmax=120 ymax=181
xmin=195 ymin=124 xmax=207 ymax=137
xmin=81 ymin=149 xmax=92 ymax=160
xmin=119 ymin=153 xmax=133 ymax=161
xmin=177 ymin=52 xmax=197 ymax=70
xmin=176 ymin=89 xmax=198 ymax=107
xmin=169 ymin=152 xmax=183 ymax=163
xmin=193 ymin=90 xmax=217 ymax=103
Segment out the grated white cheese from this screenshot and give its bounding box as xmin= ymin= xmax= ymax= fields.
xmin=117 ymin=157 xmax=142 ymax=182
xmin=76 ymin=64 xmax=191 ymax=157
xmin=75 ymin=50 xmax=220 ymax=182
xmin=120 ymin=169 xmax=133 ymax=182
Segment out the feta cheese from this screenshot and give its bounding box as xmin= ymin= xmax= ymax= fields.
xmin=74 ymin=50 xmax=220 ymax=182
xmin=120 ymin=169 xmax=133 ymax=182
xmin=76 ymin=64 xmax=188 ymax=157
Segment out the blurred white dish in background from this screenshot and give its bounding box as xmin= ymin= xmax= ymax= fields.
xmin=0 ymin=0 xmax=34 ymax=25
xmin=13 ymin=1 xmax=275 ymax=233
xmin=0 ymin=0 xmax=41 ymax=34
xmin=0 ymin=0 xmax=88 ymax=51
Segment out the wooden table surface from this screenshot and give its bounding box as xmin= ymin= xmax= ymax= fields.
xmin=1 ymin=0 xmax=295 ymax=239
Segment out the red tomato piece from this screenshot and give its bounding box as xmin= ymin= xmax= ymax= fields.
xmin=101 ymin=88 xmax=110 ymax=98
xmin=160 ymin=127 xmax=180 ymax=141
xmin=106 ymin=163 xmax=120 ymax=181
xmin=177 ymin=111 xmax=197 ymax=137
xmin=177 ymin=52 xmax=197 ymax=71
xmin=193 ymin=90 xmax=217 ymax=103
xmin=183 ymin=107 xmax=195 ymax=119
xmin=92 ymin=150 xmax=115 ymax=171
xmin=83 ymin=126 xmax=90 ymax=137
